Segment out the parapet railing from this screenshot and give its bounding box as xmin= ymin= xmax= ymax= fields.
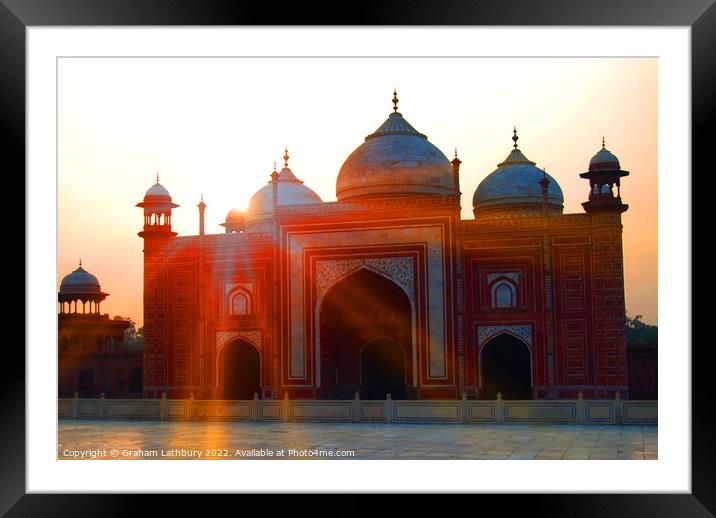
xmin=58 ymin=392 xmax=657 ymax=425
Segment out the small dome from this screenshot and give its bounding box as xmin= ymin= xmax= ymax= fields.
xmin=145 ymin=181 xmax=171 ymax=198
xmin=221 ymin=208 xmax=246 ymax=233
xmin=59 ymin=264 xmax=102 ymax=295
xmin=589 ymin=143 xmax=621 ymax=171
xmin=225 ymin=208 xmax=245 ymax=223
xmin=246 ymin=165 xmax=322 ymax=222
xmin=473 ymin=134 xmax=564 ymax=216
xmin=137 ymin=176 xmax=179 ymax=212
xmin=336 ymin=95 xmax=455 ymax=201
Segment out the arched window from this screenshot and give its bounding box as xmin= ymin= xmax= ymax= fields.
xmin=129 ymin=367 xmax=143 ymax=393
xmin=77 ymin=370 xmax=95 ymax=392
xmin=228 ymin=287 xmax=252 ymax=316
xmin=490 ymin=278 xmax=518 ymax=308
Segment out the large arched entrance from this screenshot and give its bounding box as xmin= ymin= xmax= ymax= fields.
xmin=361 ymin=337 xmax=406 ymax=399
xmin=129 ymin=367 xmax=143 ymax=394
xmin=319 ymin=268 xmax=413 ymax=399
xmin=218 ymin=340 xmax=261 ymax=399
xmin=77 ymin=369 xmax=95 ymax=394
xmin=480 ymin=333 xmax=532 ymax=400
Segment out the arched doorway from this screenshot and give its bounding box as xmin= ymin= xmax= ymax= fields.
xmin=77 ymin=369 xmax=95 ymax=394
xmin=129 ymin=367 xmax=143 ymax=394
xmin=361 ymin=337 xmax=406 ymax=399
xmin=480 ymin=333 xmax=532 ymax=400
xmin=319 ymin=268 xmax=413 ymax=399
xmin=218 ymin=340 xmax=260 ymax=399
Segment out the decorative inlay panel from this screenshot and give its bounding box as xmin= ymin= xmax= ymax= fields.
xmin=486 ymin=272 xmax=519 ymax=285
xmin=216 ymin=330 xmax=262 ymax=351
xmin=477 ymin=325 xmax=532 ymax=348
xmin=315 ymin=256 xmax=414 ymax=301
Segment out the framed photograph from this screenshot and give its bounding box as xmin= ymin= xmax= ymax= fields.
xmin=9 ymin=0 xmax=711 ymax=513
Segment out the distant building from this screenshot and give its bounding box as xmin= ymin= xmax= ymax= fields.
xmin=137 ymin=91 xmax=633 ymax=401
xmin=627 ymin=342 xmax=657 ymax=400
xmin=58 ymin=262 xmax=143 ymax=398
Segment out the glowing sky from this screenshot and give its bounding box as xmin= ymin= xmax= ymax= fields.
xmin=58 ymin=57 xmax=657 ymax=327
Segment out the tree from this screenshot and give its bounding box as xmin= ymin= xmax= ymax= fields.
xmin=625 ymin=313 xmax=658 ymax=345
xmin=112 ymin=316 xmax=143 ymax=349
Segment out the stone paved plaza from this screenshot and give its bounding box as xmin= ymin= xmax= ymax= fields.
xmin=58 ymin=420 xmax=657 ymax=460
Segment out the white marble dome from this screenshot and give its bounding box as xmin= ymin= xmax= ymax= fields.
xmin=224 ymin=207 xmax=244 ymax=223
xmin=473 ymin=136 xmax=564 ymax=216
xmin=336 ymin=97 xmax=455 ymax=201
xmin=246 ymin=166 xmax=322 ymax=222
xmin=145 ymin=180 xmax=171 ymax=198
xmin=59 ymin=264 xmax=102 ymax=295
xmin=589 ymin=144 xmax=621 ymax=171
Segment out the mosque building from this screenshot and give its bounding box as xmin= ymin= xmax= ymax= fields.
xmin=58 ymin=262 xmax=143 ymax=398
xmin=136 ymin=91 xmax=630 ymax=401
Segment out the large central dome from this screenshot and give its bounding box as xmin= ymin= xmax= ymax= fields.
xmin=336 ymin=93 xmax=455 ymax=201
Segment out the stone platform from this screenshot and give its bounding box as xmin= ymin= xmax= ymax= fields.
xmin=58 ymin=420 xmax=657 ymax=460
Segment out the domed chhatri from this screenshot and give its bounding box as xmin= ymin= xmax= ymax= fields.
xmin=588 ymin=137 xmax=621 ymax=171
xmin=58 ymin=261 xmax=109 ymax=316
xmin=472 ymin=128 xmax=564 ymax=216
xmin=246 ymin=151 xmax=322 ymax=222
xmin=144 ymin=173 xmax=172 ymax=199
xmin=336 ymin=90 xmax=455 ymax=201
xmin=221 ymin=207 xmax=246 ymax=233
xmin=579 ymin=138 xmax=629 ymax=214
xmin=136 ymin=173 xmax=180 ymax=236
xmin=224 ymin=207 xmax=244 ymax=223
xmin=60 ymin=261 xmax=104 ymax=295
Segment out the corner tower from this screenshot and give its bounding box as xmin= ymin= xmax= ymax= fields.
xmin=137 ymin=175 xmax=179 ymax=397
xmin=581 ymin=140 xmax=630 ymax=397
xmin=580 ymin=138 xmax=629 ymax=214
xmin=137 ymin=174 xmax=179 ymax=239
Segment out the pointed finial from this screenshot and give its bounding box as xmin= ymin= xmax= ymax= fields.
xmin=539 ymin=167 xmax=550 ymax=188
xmin=602 ymin=136 xmax=606 ymax=149
xmin=392 ymin=88 xmax=399 ymax=112
xmin=200 ymin=193 xmax=204 ymax=202
xmin=283 ymin=146 xmax=289 ymax=168
xmin=273 ymin=161 xmax=277 ymax=173
xmin=79 ymin=258 xmax=82 ymax=267
xmin=452 ymin=148 xmax=461 ymax=166
xmin=512 ymin=127 xmax=519 ymax=149
xmin=156 ymin=172 xmax=160 ymax=183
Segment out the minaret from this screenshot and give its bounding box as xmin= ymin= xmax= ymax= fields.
xmin=451 ymin=147 xmax=466 ymax=395
xmin=270 ymin=157 xmax=281 ymax=399
xmin=136 ymin=175 xmax=178 ymax=398
xmin=539 ymin=169 xmax=551 ymax=215
xmin=451 ymin=148 xmax=462 ymax=199
xmin=580 ymin=138 xmax=629 ymax=214
xmin=581 ymin=138 xmax=630 ymax=398
xmin=197 ymin=194 xmax=206 ymax=236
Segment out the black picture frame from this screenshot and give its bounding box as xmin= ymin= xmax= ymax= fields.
xmin=7 ymin=0 xmax=712 ymax=513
